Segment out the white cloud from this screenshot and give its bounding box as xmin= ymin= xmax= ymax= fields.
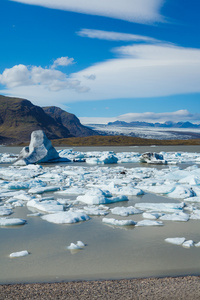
xmin=10 ymin=0 xmax=165 ymax=24
xmin=1 ymin=44 xmax=200 ymax=110
xmin=0 ymin=64 xmax=30 ymax=88
xmin=69 ymin=44 xmax=200 ymax=101
xmin=51 ymin=56 xmax=74 ymax=69
xmin=77 ymin=29 xmax=158 ymax=43
xmin=0 ymin=59 xmax=89 ymax=93
xmin=80 ymin=110 xmax=200 ymax=125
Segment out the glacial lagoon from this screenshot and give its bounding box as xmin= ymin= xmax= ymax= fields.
xmin=0 ymin=145 xmax=200 ymax=284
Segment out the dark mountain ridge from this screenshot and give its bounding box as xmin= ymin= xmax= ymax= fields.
xmin=0 ymin=95 xmax=97 ymax=144
xmin=43 ymin=106 xmax=96 ymax=137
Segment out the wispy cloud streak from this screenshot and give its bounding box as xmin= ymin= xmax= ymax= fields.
xmin=10 ymin=0 xmax=165 ymax=24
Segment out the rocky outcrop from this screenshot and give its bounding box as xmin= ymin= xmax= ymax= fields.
xmin=14 ymin=130 xmax=70 ymax=165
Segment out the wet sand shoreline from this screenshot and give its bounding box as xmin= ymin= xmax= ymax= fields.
xmin=1 ymin=276 xmax=200 ymax=300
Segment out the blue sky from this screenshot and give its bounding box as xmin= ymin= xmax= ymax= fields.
xmin=0 ymin=0 xmax=200 ymax=124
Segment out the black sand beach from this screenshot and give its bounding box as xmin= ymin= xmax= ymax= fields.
xmin=1 ymin=276 xmax=200 ymax=299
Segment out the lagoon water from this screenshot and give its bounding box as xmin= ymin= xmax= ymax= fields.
xmin=0 ymin=145 xmax=200 ymax=284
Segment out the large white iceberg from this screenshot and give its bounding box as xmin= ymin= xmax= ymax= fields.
xmin=14 ymin=130 xmax=70 ymax=165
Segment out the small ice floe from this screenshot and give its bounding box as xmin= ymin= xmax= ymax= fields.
xmin=140 ymin=184 xmax=175 ymax=195
xmin=67 ymin=241 xmax=85 ymax=250
xmin=9 ymin=250 xmax=29 ymax=258
xmin=98 ymin=152 xmax=118 ymax=164
xmin=27 ymin=199 xmax=64 ymax=214
xmin=167 ymin=186 xmax=196 ymax=199
xmin=83 ymin=206 xmax=109 ymax=216
xmin=56 ymin=187 xmax=87 ymax=195
xmin=0 ymin=207 xmax=13 ymax=216
xmin=179 ymin=175 xmax=200 ymax=186
xmin=159 ymin=212 xmax=189 ymax=222
xmin=111 ymin=206 xmax=143 ymax=217
xmin=195 ymin=242 xmax=200 ymax=247
xmin=27 ymin=212 xmax=42 ymax=217
xmin=185 ymin=196 xmax=200 ymax=202
xmin=6 ymin=179 xmax=47 ymax=190
xmin=77 ymin=188 xmax=128 ymax=205
xmin=135 ymin=202 xmax=185 ymax=213
xmin=102 ymin=218 xmax=136 ymax=226
xmin=113 ymin=186 xmax=144 ymax=196
xmin=140 ymin=152 xmax=167 ymax=164
xmin=182 ymin=240 xmax=194 ymax=248
xmin=41 ymin=209 xmax=90 ymax=224
xmin=165 ymin=237 xmax=186 ymax=245
xmin=142 ymin=212 xmax=162 ymax=220
xmin=0 ymin=218 xmax=26 ymax=226
xmin=135 ymin=220 xmax=163 ymax=227
xmin=190 ymin=210 xmax=200 ymax=220
xmin=28 ymin=186 xmax=60 ymax=194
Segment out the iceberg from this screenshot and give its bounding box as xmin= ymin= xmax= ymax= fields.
xmin=27 ymin=199 xmax=64 ymax=213
xmin=67 ymin=241 xmax=85 ymax=250
xmin=0 ymin=207 xmax=13 ymax=216
xmin=140 ymin=152 xmax=167 ymax=164
xmin=77 ymin=189 xmax=128 ymax=205
xmin=182 ymin=240 xmax=194 ymax=248
xmin=9 ymin=250 xmax=29 ymax=258
xmin=28 ymin=186 xmax=60 ymax=194
xmin=102 ymin=218 xmax=136 ymax=226
xmin=165 ymin=237 xmax=186 ymax=245
xmin=41 ymin=209 xmax=90 ymax=224
xmin=135 ymin=220 xmax=163 ymax=227
xmin=167 ymin=186 xmax=196 ymax=199
xmin=160 ymin=212 xmax=189 ymax=222
xmin=83 ymin=206 xmax=109 ymax=216
xmin=0 ymin=218 xmax=26 ymax=226
xmin=111 ymin=206 xmax=143 ymax=217
xmin=135 ymin=202 xmax=185 ymax=213
xmin=14 ymin=130 xmax=70 ymax=165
